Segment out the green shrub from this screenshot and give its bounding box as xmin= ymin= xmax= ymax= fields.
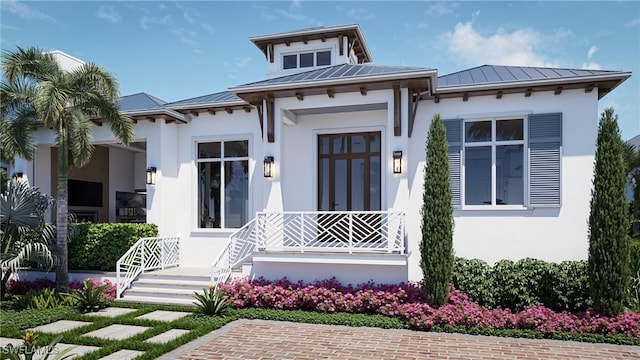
xmin=452 ymin=257 xmax=590 ymax=313
xmin=193 ymin=285 xmax=230 ymax=316
xmin=68 ymin=223 xmax=157 ymax=271
xmin=63 ymin=278 xmax=109 ymax=313
xmin=14 ymin=288 xmax=76 ymax=310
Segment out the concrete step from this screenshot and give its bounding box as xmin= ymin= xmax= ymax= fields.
xmin=132 ymin=278 xmax=210 ymax=290
xmin=116 ymin=295 xmax=196 ymax=306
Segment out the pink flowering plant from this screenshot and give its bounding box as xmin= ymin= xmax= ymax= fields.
xmin=217 ymin=277 xmax=640 ymax=338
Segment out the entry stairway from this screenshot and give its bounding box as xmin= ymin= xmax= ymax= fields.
xmin=117 ymin=266 xmax=250 ymax=305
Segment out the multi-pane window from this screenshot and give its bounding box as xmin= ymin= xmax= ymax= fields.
xmin=197 ymin=140 xmax=249 ymax=228
xmin=282 ymin=50 xmax=331 ymax=70
xmin=463 ymin=119 xmax=524 ymax=206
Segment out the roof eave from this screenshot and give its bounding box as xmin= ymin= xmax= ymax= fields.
xmin=229 ymin=69 xmax=438 ymax=94
xmin=167 ymin=100 xmax=248 ymax=111
xmin=122 ymin=108 xmax=188 ymax=123
xmin=435 ymin=72 xmax=631 ymax=98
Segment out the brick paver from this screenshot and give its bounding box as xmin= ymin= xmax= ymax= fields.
xmin=165 ymin=319 xmax=640 ymax=360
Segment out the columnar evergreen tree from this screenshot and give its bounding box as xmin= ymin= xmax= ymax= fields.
xmin=588 ymin=107 xmax=630 ymax=316
xmin=421 ymin=113 xmax=454 ymax=306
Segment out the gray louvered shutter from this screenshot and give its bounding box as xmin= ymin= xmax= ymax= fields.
xmin=528 ymin=113 xmax=562 ymax=207
xmin=444 ymin=119 xmax=462 ymax=207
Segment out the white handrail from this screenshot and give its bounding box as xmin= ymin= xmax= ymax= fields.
xmin=210 ymin=211 xmax=405 ymax=284
xmin=116 ymin=236 xmax=179 ymax=298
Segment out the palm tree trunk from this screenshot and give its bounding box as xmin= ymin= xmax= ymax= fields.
xmin=55 ymin=120 xmax=69 ymax=291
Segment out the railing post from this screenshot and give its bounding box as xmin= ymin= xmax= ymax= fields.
xmin=141 ymin=239 xmax=146 ymax=273
xmin=348 ymin=213 xmax=353 ymax=254
xmin=300 ymin=213 xmax=304 ymax=253
xmin=161 ymin=238 xmax=165 ymax=270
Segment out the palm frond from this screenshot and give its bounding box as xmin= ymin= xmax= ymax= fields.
xmin=1 ymin=46 xmax=61 ymax=83
xmin=35 ymin=78 xmax=69 ymax=128
xmin=0 ymin=242 xmax=54 ymax=273
xmin=69 ymin=63 xmax=120 ymax=102
xmin=67 ymin=110 xmax=94 ymax=167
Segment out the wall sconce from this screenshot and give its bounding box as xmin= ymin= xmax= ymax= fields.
xmin=393 ymin=151 xmax=403 ymax=174
xmin=12 ymin=172 xmax=24 ymax=179
xmin=263 ymin=156 xmax=274 ymax=178
xmin=145 ymin=167 xmax=157 ymax=185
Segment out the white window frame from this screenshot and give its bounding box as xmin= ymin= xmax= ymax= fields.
xmin=462 ymin=116 xmax=528 ymax=210
xmin=281 ymin=49 xmax=332 ymax=70
xmin=195 ymin=138 xmax=251 ymax=230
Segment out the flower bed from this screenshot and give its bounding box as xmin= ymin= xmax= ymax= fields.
xmin=217 ymin=277 xmax=640 ymax=337
xmin=6 ymin=278 xmax=117 ymax=301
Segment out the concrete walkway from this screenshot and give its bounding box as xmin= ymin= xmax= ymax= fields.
xmin=163 ymin=319 xmax=640 ymax=360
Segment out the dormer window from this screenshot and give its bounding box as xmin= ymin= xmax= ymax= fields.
xmin=283 ymin=50 xmax=331 ymax=70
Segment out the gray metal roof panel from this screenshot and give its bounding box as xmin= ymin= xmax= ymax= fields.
xmin=165 ymin=91 xmax=244 ymax=107
xmin=118 ymin=93 xmax=167 ymax=112
xmin=235 ymin=63 xmax=431 ymax=89
xmin=438 ymin=65 xmax=626 ymax=88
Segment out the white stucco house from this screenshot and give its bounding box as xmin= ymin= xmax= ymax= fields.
xmin=11 ymin=24 xmax=632 ymax=299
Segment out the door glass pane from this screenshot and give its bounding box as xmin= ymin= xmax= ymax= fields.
xmin=300 ymin=52 xmax=313 ymax=68
xmin=320 ymin=136 xmax=330 ymax=154
xmin=351 ymin=158 xmax=365 ymax=211
xmin=319 ymin=158 xmax=329 ymax=211
xmin=370 ymin=156 xmax=381 ymax=210
xmin=316 ymin=51 xmax=331 ymax=66
xmin=370 ymin=133 xmax=381 ymax=152
xmin=496 ymin=145 xmax=524 ymax=205
xmin=465 ymin=121 xmax=492 ymax=142
xmin=283 ymin=54 xmax=297 ymax=69
xmin=198 ymin=142 xmax=221 ymax=159
xmin=224 ymin=160 xmax=248 ymax=228
xmin=334 ymin=159 xmax=347 ymax=211
xmin=351 ymin=135 xmax=366 ymax=153
xmin=333 ymin=136 xmax=348 ymax=154
xmin=199 ymin=162 xmax=220 ymax=228
xmin=224 ymin=140 xmax=248 ymax=157
xmin=497 ymin=119 xmax=524 ymax=141
xmin=464 ymin=147 xmax=491 ymax=205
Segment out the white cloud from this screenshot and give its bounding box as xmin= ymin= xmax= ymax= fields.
xmin=582 ymin=45 xmax=601 ymax=70
xmin=234 ymin=57 xmax=251 ymax=68
xmin=174 ymin=2 xmax=196 ymax=24
xmin=347 ymin=8 xmax=375 ymax=21
xmin=290 ymin=0 xmax=302 ymax=9
xmin=587 ymin=45 xmax=598 ymax=60
xmin=97 ymin=5 xmax=121 ymax=24
xmin=625 ymin=18 xmax=640 ymax=28
xmin=441 ymin=22 xmax=557 ymax=67
xmin=253 ymin=4 xmax=321 ymax=26
xmin=201 ymin=23 xmax=215 ymax=35
xmin=140 ymin=15 xmax=171 ymax=30
xmin=426 ymin=2 xmax=460 ymax=17
xmin=1 ymin=0 xmax=56 ymax=23
xmin=404 ymin=22 xmax=428 ymax=30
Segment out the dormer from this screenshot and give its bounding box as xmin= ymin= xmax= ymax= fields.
xmin=250 ymin=24 xmax=373 ymax=79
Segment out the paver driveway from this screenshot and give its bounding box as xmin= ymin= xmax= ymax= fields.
xmin=163 ymin=319 xmax=640 ymax=359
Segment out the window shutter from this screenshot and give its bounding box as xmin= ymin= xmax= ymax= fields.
xmin=528 ymin=113 xmax=562 ymax=207
xmin=444 ymin=118 xmax=462 ymax=207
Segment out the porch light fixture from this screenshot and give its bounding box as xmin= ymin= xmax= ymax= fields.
xmin=393 ymin=151 xmax=403 ymax=174
xmin=145 ymin=167 xmax=157 ymax=185
xmin=263 ymin=156 xmax=274 ymax=178
xmin=12 ymin=172 xmax=23 ymax=179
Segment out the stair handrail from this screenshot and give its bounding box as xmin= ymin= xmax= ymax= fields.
xmin=116 ymin=236 xmax=180 ymax=299
xmin=210 ymin=216 xmax=260 ymax=284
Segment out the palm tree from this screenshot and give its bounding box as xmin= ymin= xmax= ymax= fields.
xmin=0 ymin=179 xmax=56 ymax=300
xmin=1 ymin=47 xmax=134 ymax=290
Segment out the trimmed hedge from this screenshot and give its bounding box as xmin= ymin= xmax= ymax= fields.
xmin=68 ymin=223 xmax=158 ymax=271
xmin=452 ymin=257 xmax=590 ymax=313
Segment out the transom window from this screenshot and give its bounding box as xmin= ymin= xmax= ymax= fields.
xmin=463 ymin=119 xmax=525 ymax=206
xmin=283 ymin=50 xmax=331 ymax=70
xmin=197 ymin=140 xmax=249 ymax=228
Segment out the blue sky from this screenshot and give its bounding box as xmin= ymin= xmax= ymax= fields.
xmin=1 ymin=1 xmax=639 ymax=139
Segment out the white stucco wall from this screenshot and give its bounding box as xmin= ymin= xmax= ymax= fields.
xmin=405 ymin=89 xmax=598 ymax=281
xmin=108 ymin=147 xmax=135 ymax=222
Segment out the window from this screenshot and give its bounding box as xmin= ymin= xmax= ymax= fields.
xmin=445 ymin=113 xmax=562 ymax=208
xmin=282 ymin=50 xmax=331 ymax=70
xmin=463 ymin=119 xmax=524 ymax=206
xmin=197 ymin=140 xmax=249 ymax=228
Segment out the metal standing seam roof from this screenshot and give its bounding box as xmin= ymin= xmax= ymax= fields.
xmin=164 ymin=91 xmax=245 ymax=108
xmin=117 ymin=92 xmax=167 ymax=112
xmin=437 ymin=65 xmax=626 ymax=88
xmin=232 ymin=63 xmax=432 ymax=89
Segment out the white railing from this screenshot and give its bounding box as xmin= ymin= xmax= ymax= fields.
xmin=210 ymin=211 xmax=405 ymax=284
xmin=116 ymin=236 xmax=179 ymax=298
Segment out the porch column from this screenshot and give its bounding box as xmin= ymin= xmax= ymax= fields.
xmin=262 ymin=96 xmax=284 ymax=212
xmin=387 ymin=87 xmax=410 ymax=210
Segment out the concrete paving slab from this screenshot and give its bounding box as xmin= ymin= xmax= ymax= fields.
xmin=136 ymin=310 xmax=191 ymax=322
xmin=84 ymin=324 xmax=150 ymax=341
xmin=98 ymin=349 xmax=144 ymax=360
xmin=30 ymin=320 xmax=91 ymax=333
xmin=0 ymin=337 xmax=22 ymax=347
xmin=145 ymin=329 xmax=190 ymax=344
xmin=0 ymin=339 xmax=98 ymax=359
xmin=83 ymin=307 xmax=136 ymax=318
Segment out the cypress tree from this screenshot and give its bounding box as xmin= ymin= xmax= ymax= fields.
xmin=588 ymin=107 xmax=630 ymax=316
xmin=421 ymin=113 xmax=454 ymax=306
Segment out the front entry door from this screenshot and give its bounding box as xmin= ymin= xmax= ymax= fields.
xmin=318 ymin=132 xmax=381 ymax=211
